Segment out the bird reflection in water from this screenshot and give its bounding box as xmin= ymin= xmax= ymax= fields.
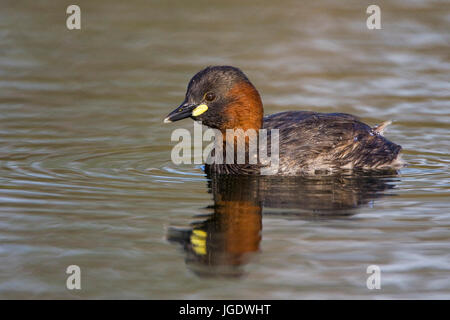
xmin=167 ymin=171 xmax=399 ymax=277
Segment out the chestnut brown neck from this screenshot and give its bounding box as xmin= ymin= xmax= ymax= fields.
xmin=222 ymin=81 xmax=264 ymax=133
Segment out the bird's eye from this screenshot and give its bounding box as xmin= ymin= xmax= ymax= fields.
xmin=204 ymin=92 xmax=215 ymax=102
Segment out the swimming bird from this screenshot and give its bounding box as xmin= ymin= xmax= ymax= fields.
xmin=164 ymin=66 xmax=403 ymax=175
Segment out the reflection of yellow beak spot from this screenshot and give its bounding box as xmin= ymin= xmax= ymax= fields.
xmin=190 ymin=229 xmax=207 ymax=255
xmin=192 ymin=104 xmax=208 ymax=117
xmin=193 ymin=229 xmax=207 ymax=238
xmin=193 ymin=245 xmax=206 ymax=255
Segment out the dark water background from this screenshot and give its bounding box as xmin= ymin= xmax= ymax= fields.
xmin=0 ymin=0 xmax=449 ymax=298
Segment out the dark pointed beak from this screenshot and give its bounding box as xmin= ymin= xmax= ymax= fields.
xmin=163 ymin=102 xmax=196 ymax=123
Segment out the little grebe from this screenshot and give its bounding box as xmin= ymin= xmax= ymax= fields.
xmin=164 ymin=66 xmax=403 ymax=175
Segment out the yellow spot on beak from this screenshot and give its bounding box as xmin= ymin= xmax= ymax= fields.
xmin=192 ymin=104 xmax=208 ymax=117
